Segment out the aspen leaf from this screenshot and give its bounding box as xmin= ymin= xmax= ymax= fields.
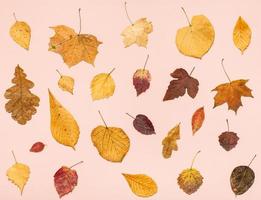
xmin=4 ymin=65 xmax=40 ymax=125
xmin=191 ymin=107 xmax=205 ymax=135
xmin=91 ymin=69 xmax=115 ymax=100
xmin=10 ymin=16 xmax=31 ymax=50
xmin=49 ymin=25 xmax=102 ymax=67
xmin=162 ymin=123 xmax=180 ymax=158
xmin=30 ymin=142 xmax=45 ymax=153
xmin=49 ymin=90 xmax=80 ymax=149
xmin=56 ymin=70 xmax=74 ymax=94
xmin=233 ymin=16 xmax=251 ymax=54
xmin=176 ymin=8 xmax=215 ymax=58
xmin=122 ymin=173 xmax=158 ymax=197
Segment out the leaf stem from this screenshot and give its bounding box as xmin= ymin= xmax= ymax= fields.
xmin=98 ymin=111 xmax=108 ymax=128
xmin=226 ymin=119 xmax=230 ymax=131
xmin=221 ymin=58 xmax=231 ymax=83
xmin=181 ymin=7 xmax=191 ymax=26
xmin=78 ymin=8 xmax=82 ymax=34
xmin=189 ymin=66 xmax=196 ymax=76
xmin=108 ymin=68 xmax=116 ymax=75
xmin=56 ymin=69 xmax=62 ymax=77
xmin=13 ymin=12 xmax=17 ymax=21
xmin=126 ymin=113 xmax=135 ymax=119
xmin=248 ymin=154 xmax=257 ymax=167
xmin=124 ymin=2 xmax=133 ymax=25
xmin=143 ymin=54 xmax=150 ymax=70
xmin=190 ymin=150 xmax=201 ymax=169
xmin=70 ymin=161 xmax=84 ymax=168
xmin=11 ymin=150 xmax=17 ymax=163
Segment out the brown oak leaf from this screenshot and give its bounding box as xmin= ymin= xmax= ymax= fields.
xmin=163 ymin=68 xmax=199 ymax=101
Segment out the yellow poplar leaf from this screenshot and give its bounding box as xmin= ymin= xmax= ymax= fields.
xmin=91 ymin=126 xmax=130 ymax=162
xmin=49 ymin=90 xmax=80 ymax=149
xmin=91 ymin=71 xmax=115 ymax=100
xmin=49 ymin=25 xmax=102 ymax=67
xmin=176 ymin=15 xmax=215 ymax=58
xmin=10 ymin=20 xmax=31 ymax=50
xmin=233 ymin=16 xmax=252 ymax=54
xmin=177 ymin=168 xmax=203 ymax=195
xmin=162 ymin=123 xmax=180 ymax=158
xmin=57 ymin=70 xmax=74 ymax=94
xmin=122 ymin=173 xmax=158 ymax=197
xmin=121 ymin=18 xmax=153 ymax=48
xmin=7 ymin=163 xmax=30 ymax=194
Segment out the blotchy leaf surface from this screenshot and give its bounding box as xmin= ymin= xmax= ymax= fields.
xmin=133 ymin=69 xmax=151 ymax=96
xmin=10 ymin=21 xmax=31 ymax=50
xmin=133 ymin=114 xmax=155 ymax=135
xmin=219 ymin=131 xmax=239 ymax=151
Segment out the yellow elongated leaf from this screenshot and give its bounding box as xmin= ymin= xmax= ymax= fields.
xmin=7 ymin=163 xmax=30 ymax=194
xmin=10 ymin=20 xmax=31 ymax=50
xmin=91 ymin=125 xmax=130 ymax=162
xmin=56 ymin=70 xmax=74 ymax=94
xmin=233 ymin=16 xmax=252 ymax=54
xmin=122 ymin=173 xmax=158 ymax=197
xmin=49 ymin=90 xmax=80 ymax=149
xmin=91 ymin=70 xmax=115 ymax=100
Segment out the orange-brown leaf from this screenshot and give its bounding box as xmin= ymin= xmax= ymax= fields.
xmin=192 ymin=107 xmax=205 ymax=135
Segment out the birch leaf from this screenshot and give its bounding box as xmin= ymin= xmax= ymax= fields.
xmin=56 ymin=70 xmax=74 ymax=94
xmin=49 ymin=90 xmax=80 ymax=149
xmin=122 ymin=173 xmax=158 ymax=197
xmin=233 ymin=16 xmax=252 ymax=54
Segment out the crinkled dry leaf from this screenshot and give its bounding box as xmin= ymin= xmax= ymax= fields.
xmin=49 ymin=90 xmax=80 ymax=149
xmin=133 ymin=69 xmax=151 ymax=96
xmin=30 ymin=142 xmax=45 ymax=153
xmin=212 ymin=80 xmax=253 ymax=113
xmin=177 ymin=168 xmax=203 ymax=195
xmin=7 ymin=163 xmax=30 ymax=194
xmin=122 ymin=173 xmax=158 ymax=197
xmin=163 ymin=68 xmax=199 ymax=101
xmin=192 ymin=107 xmax=205 ymax=135
xmin=49 ymin=25 xmax=102 ymax=67
xmin=91 ymin=125 xmax=130 ymax=162
xmin=4 ymin=65 xmax=40 ymax=125
xmin=176 ymin=14 xmax=215 ymax=58
xmin=10 ymin=20 xmax=31 ymax=50
xmin=54 ymin=166 xmax=78 ymax=198
xmin=233 ymin=16 xmax=251 ymax=54
xmin=162 ymin=123 xmax=180 ymax=158
xmin=121 ymin=18 xmax=153 ymax=48
xmin=91 ymin=71 xmax=115 ymax=100
xmin=219 ymin=131 xmax=239 ymax=151
xmin=57 ymin=71 xmax=74 ymax=94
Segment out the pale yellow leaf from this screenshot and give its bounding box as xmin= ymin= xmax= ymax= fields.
xmin=7 ymin=163 xmax=30 ymax=194
xmin=91 ymin=72 xmax=115 ymax=100
xmin=121 ymin=18 xmax=153 ymax=48
xmin=233 ymin=16 xmax=252 ymax=54
xmin=10 ymin=21 xmax=31 ymax=50
xmin=122 ymin=173 xmax=158 ymax=197
xmin=91 ymin=125 xmax=130 ymax=162
xmin=176 ymin=15 xmax=215 ymax=58
xmin=49 ymin=90 xmax=80 ymax=149
xmin=57 ymin=71 xmax=74 ymax=94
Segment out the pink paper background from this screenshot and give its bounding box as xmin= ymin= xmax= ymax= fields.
xmin=0 ymin=0 xmax=260 ymax=199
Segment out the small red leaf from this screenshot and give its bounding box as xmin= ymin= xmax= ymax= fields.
xmin=30 ymin=142 xmax=45 ymax=152
xmin=219 ymin=132 xmax=239 ymax=151
xmin=133 ymin=69 xmax=151 ymax=96
xmin=192 ymin=107 xmax=205 ymax=135
xmin=133 ymin=114 xmax=155 ymax=135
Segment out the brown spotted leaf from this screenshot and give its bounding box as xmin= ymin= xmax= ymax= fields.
xmin=30 ymin=142 xmax=45 ymax=153
xmin=163 ymin=68 xmax=199 ymax=101
xmin=133 ymin=69 xmax=151 ymax=96
xmin=219 ymin=132 xmax=239 ymax=151
xmin=128 ymin=114 xmax=155 ymax=135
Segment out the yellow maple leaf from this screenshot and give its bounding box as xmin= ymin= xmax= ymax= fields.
xmin=91 ymin=68 xmax=115 ymax=100
xmin=233 ymin=16 xmax=252 ymax=54
xmin=10 ymin=15 xmax=31 ymax=50
xmin=212 ymin=80 xmax=253 ymax=113
xmin=49 ymin=25 xmax=102 ymax=67
xmin=122 ymin=173 xmax=158 ymax=197
xmin=121 ymin=18 xmax=153 ymax=48
xmin=56 ymin=70 xmax=74 ymax=94
xmin=162 ymin=123 xmax=180 ymax=158
xmin=49 ymin=90 xmax=80 ymax=149
xmin=176 ymin=8 xmax=215 ymax=59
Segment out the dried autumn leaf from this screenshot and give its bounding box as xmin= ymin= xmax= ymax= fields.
xmin=127 ymin=113 xmax=155 ymax=135
xmin=49 ymin=25 xmax=102 ymax=67
xmin=56 ymin=70 xmax=74 ymax=94
xmin=230 ymin=155 xmax=256 ymax=195
xmin=121 ymin=18 xmax=153 ymax=48
xmin=10 ymin=16 xmax=31 ymax=50
xmin=212 ymin=80 xmax=253 ymax=113
xmin=91 ymin=69 xmax=115 ymax=100
xmin=4 ymin=65 xmax=40 ymax=125
xmin=122 ymin=173 xmax=158 ymax=197
xmin=219 ymin=132 xmax=239 ymax=151
xmin=176 ymin=8 xmax=215 ymax=58
xmin=233 ymin=16 xmax=252 ymax=54
xmin=163 ymin=68 xmax=199 ymax=101
xmin=192 ymin=107 xmax=205 ymax=135
xmin=162 ymin=123 xmax=180 ymax=158
xmin=49 ymin=90 xmax=80 ymax=149
xmin=30 ymin=142 xmax=45 ymax=153
xmin=133 ymin=69 xmax=151 ymax=96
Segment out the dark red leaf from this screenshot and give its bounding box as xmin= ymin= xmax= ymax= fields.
xmin=133 ymin=69 xmax=151 ymax=96
xmin=30 ymin=142 xmax=45 ymax=152
xmin=219 ymin=131 xmax=239 ymax=151
xmin=133 ymin=114 xmax=155 ymax=135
